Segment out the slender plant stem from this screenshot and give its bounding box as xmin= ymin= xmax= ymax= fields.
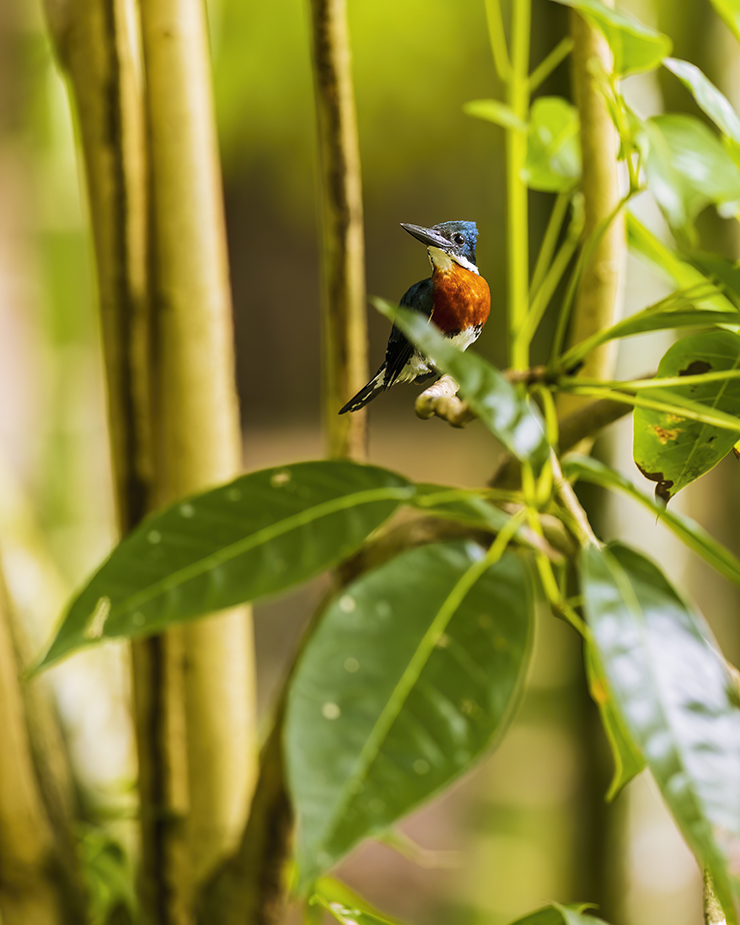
xmin=506 ymin=0 xmax=532 ymax=370
xmin=530 ymin=192 xmax=571 ymax=299
xmin=528 ymin=37 xmax=574 ymax=91
xmin=484 ymin=0 xmax=511 ymax=82
xmin=560 ymin=385 xmax=740 ymax=432
xmin=310 ymin=0 xmax=368 ymax=460
xmin=521 ymin=224 xmax=579 ymax=344
xmin=561 ymin=371 xmax=740 ymax=391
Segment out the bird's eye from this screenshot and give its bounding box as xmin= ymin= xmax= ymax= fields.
xmin=453 ymin=233 xmax=465 ymax=245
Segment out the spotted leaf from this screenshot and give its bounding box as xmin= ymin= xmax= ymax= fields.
xmin=633 ymin=331 xmax=740 ymax=502
xmin=285 ymin=541 xmax=534 ymax=888
xmin=37 ymin=461 xmax=415 ymax=668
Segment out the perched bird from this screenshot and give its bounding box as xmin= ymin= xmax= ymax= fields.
xmin=339 ymin=220 xmax=491 ymax=414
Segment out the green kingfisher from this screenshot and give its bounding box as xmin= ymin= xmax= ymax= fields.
xmin=339 ymin=220 xmax=491 ymax=414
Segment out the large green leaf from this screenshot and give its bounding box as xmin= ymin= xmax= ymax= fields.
xmin=585 ymin=642 xmax=645 ymax=801
xmin=664 ymin=58 xmax=740 ymax=147
xmin=638 ymin=115 xmax=740 ymax=237
xmin=509 ymin=904 xmax=611 ymax=925
xmin=564 ymin=454 xmax=740 ymax=586
xmin=551 ymin=0 xmax=671 ymax=76
xmin=38 ymin=461 xmax=415 ymax=668
xmin=628 ymin=214 xmax=739 ymax=315
xmin=286 ymin=541 xmax=534 ymax=887
xmin=523 ymin=97 xmax=581 ymax=193
xmin=633 ymin=331 xmax=740 ymax=502
xmin=373 ymin=299 xmax=549 ymax=471
xmin=581 ymin=543 xmax=740 ymax=922
xmin=709 ymin=0 xmax=740 ymax=45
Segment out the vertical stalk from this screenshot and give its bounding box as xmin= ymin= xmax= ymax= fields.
xmin=135 ymin=0 xmax=258 ymax=919
xmin=556 ymin=8 xmax=623 ymax=421
xmin=309 ymin=0 xmax=368 ymax=461
xmin=0 ymin=575 xmax=84 ymax=925
xmin=506 ymin=0 xmax=531 ymax=371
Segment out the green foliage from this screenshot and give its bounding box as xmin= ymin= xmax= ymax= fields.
xmin=708 ymin=0 xmax=740 ymax=45
xmin=551 ymin=0 xmax=671 ymax=76
xmin=584 ymin=643 xmax=645 ymax=801
xmin=286 ymin=541 xmax=533 ymax=886
xmin=581 ymin=544 xmax=740 ymax=921
xmin=508 ymin=903 xmax=611 ymax=925
xmin=309 ymin=878 xmax=401 ymax=925
xmin=664 ymin=58 xmax=740 ymax=151
xmin=564 ymin=455 xmax=740 ymax=586
xmin=638 ymin=115 xmax=740 ymax=238
xmin=523 ymin=97 xmax=581 ymax=192
xmin=632 ymin=331 xmax=740 ymax=502
xmin=39 ymin=461 xmax=414 ymax=667
xmin=464 ymin=99 xmax=528 ymax=132
xmin=374 ymin=299 xmax=549 ymax=471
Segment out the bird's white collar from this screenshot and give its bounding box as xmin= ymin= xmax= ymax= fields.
xmin=427 ymin=246 xmax=479 ymax=275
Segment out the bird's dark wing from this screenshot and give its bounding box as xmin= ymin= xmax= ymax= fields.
xmin=384 ymin=278 xmax=434 ymax=386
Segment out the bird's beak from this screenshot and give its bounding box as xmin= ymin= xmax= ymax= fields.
xmin=400 ymin=223 xmax=452 ymax=250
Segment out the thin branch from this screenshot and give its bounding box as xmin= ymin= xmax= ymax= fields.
xmin=310 ymin=0 xmax=368 ymax=460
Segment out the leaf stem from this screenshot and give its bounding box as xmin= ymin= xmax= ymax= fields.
xmin=521 ymin=221 xmax=580 ymax=344
xmin=561 ymin=371 xmax=740 ymax=391
xmin=484 ymin=0 xmax=512 ymax=82
xmin=506 ymin=0 xmax=532 ymax=370
xmin=528 ymin=37 xmax=574 ymax=91
xmin=529 ymin=192 xmax=571 ymax=299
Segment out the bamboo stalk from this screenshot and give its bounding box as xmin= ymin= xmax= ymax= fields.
xmin=135 ymin=0 xmax=258 ymax=919
xmin=309 ymin=0 xmax=368 ymax=460
xmin=556 ymin=8 xmax=624 ymax=422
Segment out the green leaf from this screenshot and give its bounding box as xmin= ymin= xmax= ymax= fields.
xmin=411 ymin=484 xmax=514 ymax=532
xmin=286 ymin=541 xmax=534 ymax=887
xmin=509 ymin=904 xmax=611 ymax=925
xmin=464 ymin=99 xmax=527 ymax=132
xmin=551 ymin=0 xmax=671 ymax=76
xmin=523 ymin=97 xmax=581 ymax=192
xmin=584 ymin=641 xmax=645 ymax=800
xmin=709 ymin=0 xmax=740 ymax=45
xmin=664 ymin=58 xmax=740 ymax=146
xmin=563 ymin=454 xmax=740 ymax=587
xmin=38 ymin=461 xmax=414 ymax=668
xmin=311 ymin=878 xmax=400 ymax=925
xmin=692 ymin=252 xmax=740 ymax=310
xmin=373 ymin=299 xmax=549 ymax=472
xmin=559 ymin=290 xmax=737 ymax=372
xmin=633 ymin=331 xmax=740 ymax=501
xmin=627 ymin=213 xmax=739 ymax=315
xmin=580 ymin=543 xmax=740 ymax=923
xmin=637 ymin=115 xmax=740 ymax=237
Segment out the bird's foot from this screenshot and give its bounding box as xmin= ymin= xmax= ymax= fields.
xmin=415 ymin=375 xmax=473 ymax=427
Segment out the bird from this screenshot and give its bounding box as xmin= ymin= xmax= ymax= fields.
xmin=339 ymin=220 xmax=491 ymax=414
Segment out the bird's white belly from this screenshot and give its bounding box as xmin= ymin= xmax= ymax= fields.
xmin=394 ymin=324 xmax=482 ymax=383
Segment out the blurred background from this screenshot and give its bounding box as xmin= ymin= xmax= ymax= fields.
xmin=2 ymin=0 xmax=740 ymax=922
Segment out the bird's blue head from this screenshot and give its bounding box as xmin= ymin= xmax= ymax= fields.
xmin=401 ymin=220 xmax=479 ymax=271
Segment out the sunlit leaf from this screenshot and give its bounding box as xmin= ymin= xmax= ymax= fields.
xmin=551 ymin=0 xmax=671 ymax=76
xmin=637 ymin=115 xmax=740 ymax=237
xmin=509 ymin=903 xmax=611 ymax=925
xmin=628 ymin=214 xmax=739 ymax=315
xmin=523 ymin=97 xmax=581 ymax=192
xmin=692 ymin=252 xmax=740 ymax=310
xmin=664 ymin=58 xmax=740 ymax=147
xmin=464 ymin=99 xmax=527 ymax=132
xmin=286 ymin=541 xmax=534 ymax=887
xmin=373 ymin=299 xmax=549 ymax=472
xmin=633 ymin=331 xmax=740 ymax=502
xmin=708 ymin=0 xmax=740 ymax=45
xmin=563 ymin=454 xmax=740 ymax=586
xmin=581 ymin=543 xmax=740 ymax=922
xmin=38 ymin=461 xmax=415 ymax=668
xmin=311 ymin=878 xmax=400 ymax=925
xmin=585 ymin=643 xmax=645 ymax=801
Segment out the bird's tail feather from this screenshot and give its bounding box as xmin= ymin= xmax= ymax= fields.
xmin=338 ymin=365 xmax=386 ymax=414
